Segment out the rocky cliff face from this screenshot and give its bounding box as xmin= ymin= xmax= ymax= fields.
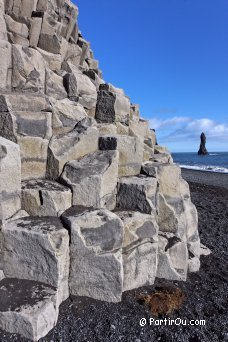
xmin=0 ymin=1 xmax=201 ymax=340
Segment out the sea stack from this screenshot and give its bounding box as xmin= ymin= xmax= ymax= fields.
xmin=198 ymin=132 xmax=209 ymax=155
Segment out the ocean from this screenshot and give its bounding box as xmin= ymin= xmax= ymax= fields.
xmin=172 ymin=152 xmax=228 ymax=173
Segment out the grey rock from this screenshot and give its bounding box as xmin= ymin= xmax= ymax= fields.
xmin=99 ymin=135 xmax=144 ymax=177
xmin=45 ymin=68 xmax=67 ymax=100
xmin=5 ymin=14 xmax=29 ymax=38
xmin=29 ymin=17 xmax=42 ymax=47
xmin=21 ymin=179 xmax=72 ymax=216
xmin=150 ymin=153 xmax=173 ymax=164
xmin=0 ymin=137 xmax=21 ymax=220
xmin=141 ymin=161 xmax=157 ymax=177
xmin=188 ymin=256 xmax=200 ymax=273
xmin=1 ymin=216 xmax=70 ymax=305
xmin=117 ymin=176 xmax=158 ymax=214
xmin=156 ymin=233 xmax=188 ymax=281
xmin=116 ymin=211 xmax=159 ymax=291
xmin=51 ymin=97 xmax=87 ymax=135
xmin=99 ymin=136 xmax=117 ymax=150
xmin=12 ymin=45 xmax=46 ymax=92
xmin=36 ymin=47 xmax=62 ymax=70
xmin=62 ymin=208 xmax=124 ymax=302
xmin=0 ymin=278 xmax=58 ymax=341
xmin=97 ymin=123 xmax=117 ymax=136
xmin=95 ymin=86 xmax=130 ymax=124
xmin=0 ymin=40 xmax=12 ymax=91
xmin=129 ymin=119 xmax=149 ymax=142
xmin=60 ymin=150 xmax=118 ymax=210
xmin=62 ymin=62 xmax=97 ymax=110
xmin=47 ymin=117 xmax=99 ymax=179
xmin=0 ymin=93 xmax=51 ymax=112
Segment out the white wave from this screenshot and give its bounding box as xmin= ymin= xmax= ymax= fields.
xmin=178 ymin=164 xmax=228 ymax=173
xmin=209 ymin=153 xmax=219 ymax=156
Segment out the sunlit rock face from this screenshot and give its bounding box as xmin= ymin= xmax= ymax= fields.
xmin=0 ymin=0 xmax=200 ymax=339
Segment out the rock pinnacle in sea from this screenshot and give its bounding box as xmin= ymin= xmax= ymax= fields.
xmin=198 ymin=132 xmax=209 ymax=155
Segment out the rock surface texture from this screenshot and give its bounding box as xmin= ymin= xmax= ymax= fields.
xmin=0 ymin=0 xmax=202 ymax=340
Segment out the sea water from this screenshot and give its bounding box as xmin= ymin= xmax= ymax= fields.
xmin=172 ymin=152 xmax=228 ymax=173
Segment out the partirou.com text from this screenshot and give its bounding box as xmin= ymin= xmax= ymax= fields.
xmin=140 ymin=317 xmax=206 ymax=327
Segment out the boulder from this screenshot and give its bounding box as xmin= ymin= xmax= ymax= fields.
xmin=0 ymin=278 xmax=58 ymax=341
xmin=141 ymin=161 xmax=157 ymax=178
xmin=37 ymin=12 xmax=67 ymax=55
xmin=47 ymin=117 xmax=99 ymax=179
xmin=62 ymin=207 xmax=124 ymax=302
xmin=0 ymin=137 xmax=21 ymax=220
xmin=116 ymin=210 xmax=158 ymax=291
xmin=9 ymin=110 xmax=52 ymax=140
xmin=1 ymin=216 xmax=70 ymax=305
xmin=0 ymin=109 xmax=52 ymax=180
xmin=99 ymin=135 xmax=144 ymax=177
xmin=12 ymin=45 xmax=46 ymax=92
xmin=156 ymin=233 xmax=188 ymax=281
xmin=117 ymin=176 xmax=158 ymax=214
xmin=129 ymin=119 xmax=149 ymax=142
xmin=21 ymin=179 xmax=72 ymax=216
xmin=62 ymin=62 xmax=97 ymax=110
xmin=95 ymin=84 xmax=130 ymax=124
xmin=0 ymin=93 xmax=51 ymax=112
xmin=60 ymin=150 xmax=118 ymax=210
xmin=51 ymin=97 xmax=87 ymax=135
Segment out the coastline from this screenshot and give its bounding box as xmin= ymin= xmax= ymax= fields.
xmin=181 ymin=167 xmax=228 ymax=189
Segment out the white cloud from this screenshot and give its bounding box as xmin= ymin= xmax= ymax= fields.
xmin=149 ymin=116 xmax=228 ymax=142
xmin=149 ymin=116 xmax=191 ymax=130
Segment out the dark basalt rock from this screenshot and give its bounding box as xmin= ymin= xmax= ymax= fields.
xmin=198 ymin=132 xmax=209 ymax=155
xmin=99 ymin=136 xmax=117 ymax=150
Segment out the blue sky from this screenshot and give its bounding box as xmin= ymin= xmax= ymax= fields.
xmin=75 ymin=0 xmax=228 ymax=152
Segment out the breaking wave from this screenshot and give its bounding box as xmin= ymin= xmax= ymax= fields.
xmin=179 ymin=164 xmax=228 ymax=174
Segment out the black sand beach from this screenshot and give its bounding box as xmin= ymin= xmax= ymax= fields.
xmin=0 ymin=169 xmax=227 ymax=342
xmin=181 ymin=168 xmax=228 ymax=189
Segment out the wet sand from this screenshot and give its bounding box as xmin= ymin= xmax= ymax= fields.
xmin=0 ymin=170 xmax=227 ymax=342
